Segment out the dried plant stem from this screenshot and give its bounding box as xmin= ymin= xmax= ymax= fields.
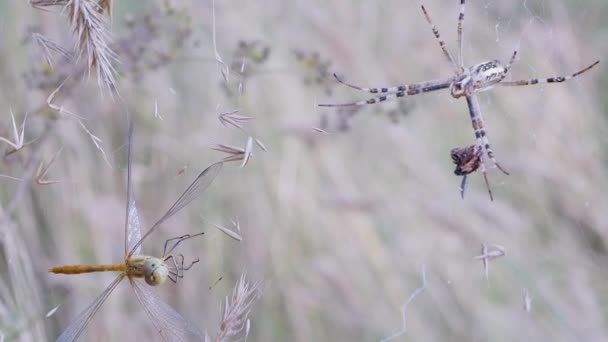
xmin=3 ymin=120 xmax=57 ymax=217
xmin=215 ymin=274 xmax=263 ymax=342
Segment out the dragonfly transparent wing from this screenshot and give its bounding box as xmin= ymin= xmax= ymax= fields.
xmin=130 ymin=279 xmax=204 ymax=341
xmin=56 ymin=274 xmax=125 ymax=342
xmin=125 ymin=122 xmax=142 ymax=256
xmin=128 ymin=161 xmax=223 ymax=257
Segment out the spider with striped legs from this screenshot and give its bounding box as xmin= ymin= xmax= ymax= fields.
xmin=319 ymin=1 xmax=599 ymax=200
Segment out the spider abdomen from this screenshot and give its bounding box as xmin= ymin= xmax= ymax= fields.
xmin=470 ymin=60 xmax=507 ymax=91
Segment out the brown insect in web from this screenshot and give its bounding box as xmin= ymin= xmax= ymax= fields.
xmin=451 ymin=144 xmax=481 ymax=199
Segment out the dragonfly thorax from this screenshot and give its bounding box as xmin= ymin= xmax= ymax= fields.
xmin=450 ymin=59 xmax=508 ymax=98
xmin=127 ymin=255 xmax=169 ymax=286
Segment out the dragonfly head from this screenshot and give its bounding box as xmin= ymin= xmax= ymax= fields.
xmin=143 ymin=257 xmax=169 ymax=286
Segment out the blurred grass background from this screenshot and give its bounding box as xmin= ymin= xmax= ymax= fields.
xmin=1 ymin=0 xmax=607 ymax=341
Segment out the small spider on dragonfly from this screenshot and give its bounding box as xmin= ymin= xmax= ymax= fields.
xmin=319 ymin=0 xmax=599 ymax=200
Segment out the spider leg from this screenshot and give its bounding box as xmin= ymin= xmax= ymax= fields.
xmin=182 ymin=255 xmax=200 ymax=272
xmin=164 ymin=254 xmax=179 ymax=283
xmin=468 ymin=95 xmax=509 ymax=175
xmin=499 ymin=60 xmax=599 ymax=86
xmin=504 ymin=50 xmax=518 ymax=75
xmin=421 ymin=4 xmax=461 ymax=75
xmin=471 ymin=144 xmax=496 ymax=201
xmin=457 ymin=0 xmax=466 ymax=70
xmin=478 ymin=121 xmax=510 ymax=175
xmin=162 ymin=232 xmax=205 ymax=258
xmin=465 ymin=94 xmax=510 ymax=200
xmin=318 ymin=82 xmax=451 ymax=107
xmin=163 ymin=253 xmax=199 ymax=282
xmin=480 ymin=162 xmax=494 ymax=201
xmin=162 ymin=234 xmax=190 ymax=258
xmin=175 ymin=254 xmax=186 ymax=278
xmin=332 ymin=73 xmax=452 ymax=95
xmin=466 ymin=95 xmax=493 ymax=200
xmin=167 ymin=271 xmax=178 ymax=283
xmin=459 ymin=174 xmax=468 ymax=199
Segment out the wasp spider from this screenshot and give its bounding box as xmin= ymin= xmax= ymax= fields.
xmin=319 ymin=0 xmax=599 ymax=200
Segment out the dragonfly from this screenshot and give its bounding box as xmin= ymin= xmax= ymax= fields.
xmin=49 ymin=123 xmax=223 ymax=341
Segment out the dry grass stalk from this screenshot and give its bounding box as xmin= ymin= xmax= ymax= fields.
xmin=0 ymin=209 xmax=47 ymax=341
xmin=31 ymin=33 xmax=74 ymax=68
xmin=473 ymin=243 xmax=506 ymax=282
xmin=30 ymin=0 xmax=118 ymax=91
xmin=218 ymin=110 xmax=253 ymax=130
xmin=46 ymin=80 xmax=112 ymax=167
xmin=200 ymin=215 xmax=242 ymax=241
xmin=216 ymin=108 xmax=267 ymax=160
xmin=212 ymin=143 xmax=247 ymax=161
xmin=242 ymin=137 xmax=253 ymax=168
xmin=0 ymin=174 xmax=23 ymax=182
xmin=218 ymin=110 xmax=267 ymax=152
xmin=212 ymin=223 xmax=243 ymax=241
xmin=211 ymin=140 xmax=255 ymax=167
xmin=35 ymin=147 xmax=65 ymax=185
xmin=66 ymin=0 xmax=117 ymax=90
xmin=154 ymin=99 xmax=164 ymax=120
xmin=212 ymin=0 xmax=229 ymax=82
xmin=0 ymin=147 xmax=65 ymax=185
xmin=0 ymin=110 xmax=28 ymax=155
xmin=215 ymin=274 xmax=263 ymax=342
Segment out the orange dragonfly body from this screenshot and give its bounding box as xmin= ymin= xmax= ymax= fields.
xmin=49 ymin=123 xmax=222 ymax=341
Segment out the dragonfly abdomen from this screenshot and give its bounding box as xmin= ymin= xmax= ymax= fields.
xmin=48 ymin=264 xmax=126 ymax=274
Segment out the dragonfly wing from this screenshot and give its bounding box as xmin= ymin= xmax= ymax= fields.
xmin=130 ymin=161 xmax=223 ymax=257
xmin=125 ymin=122 xmax=142 ymax=256
xmin=56 ymin=274 xmax=125 ymax=342
xmin=130 ymin=279 xmax=204 ymax=342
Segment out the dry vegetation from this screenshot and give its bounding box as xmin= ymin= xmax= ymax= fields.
xmin=1 ymin=0 xmax=607 ymax=341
